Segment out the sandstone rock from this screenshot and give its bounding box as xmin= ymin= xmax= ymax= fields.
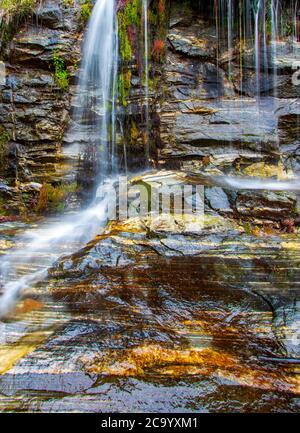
xmin=165 ymin=55 xmax=235 ymax=101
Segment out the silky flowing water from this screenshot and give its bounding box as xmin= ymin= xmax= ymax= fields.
xmin=143 ymin=0 xmax=150 ymax=161
xmin=0 ymin=0 xmax=299 ymax=412
xmin=0 ymin=0 xmax=118 ymax=316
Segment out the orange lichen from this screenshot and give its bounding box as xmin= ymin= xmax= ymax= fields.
xmin=83 ymin=344 xmax=299 ymax=394
xmin=13 ymin=298 xmax=44 ymax=316
xmin=152 ymin=39 xmax=165 ymax=61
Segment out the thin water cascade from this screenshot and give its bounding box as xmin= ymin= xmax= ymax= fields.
xmin=73 ymin=0 xmax=119 ymax=180
xmin=227 ymin=0 xmax=233 ymax=78
xmin=143 ymin=0 xmax=150 ymax=163
xmin=212 ymin=175 xmax=300 ymax=192
xmin=271 ymin=0 xmax=278 ymax=97
xmin=214 ymin=0 xmax=299 ymax=98
xmin=294 ymin=0 xmax=299 ymax=42
xmin=254 ymin=0 xmax=262 ymax=100
xmin=0 ymin=0 xmax=119 ymax=317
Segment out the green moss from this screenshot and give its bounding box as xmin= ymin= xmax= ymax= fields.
xmin=53 ymin=51 xmax=69 ymax=91
xmin=117 ymin=0 xmax=168 ymax=106
xmin=35 ymin=182 xmax=78 ymax=214
xmin=118 ymin=19 xmax=133 ymax=63
xmin=117 ymin=0 xmax=141 ymax=62
xmin=79 ymin=0 xmax=93 ymax=25
xmin=0 ymin=197 xmax=8 ymax=216
xmin=118 ymin=70 xmax=132 ymax=106
xmin=0 ymin=0 xmax=36 ymax=15
xmin=0 ymin=126 xmax=10 ymax=163
xmin=122 ymin=0 xmax=140 ymax=27
xmin=117 ymin=0 xmax=144 ymax=107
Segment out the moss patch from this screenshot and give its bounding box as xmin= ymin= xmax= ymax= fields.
xmin=35 ymin=182 xmax=78 ymax=214
xmin=53 ymin=51 xmax=69 ymax=91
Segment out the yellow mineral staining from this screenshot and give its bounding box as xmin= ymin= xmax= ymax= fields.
xmin=84 ymin=345 xmax=299 ymax=394
xmin=108 ymin=213 xmax=236 ymax=237
xmin=0 ymin=331 xmax=48 ymax=375
xmin=12 ymin=298 xmax=44 ymax=316
xmin=0 ymin=239 xmax=14 ymax=250
xmin=85 ymin=345 xmax=236 ymax=377
xmin=107 ymin=219 xmax=145 ymax=235
xmin=243 ymin=162 xmax=291 ymax=180
xmin=181 ymin=106 xmax=218 ymax=115
xmin=281 ymin=241 xmax=300 ymax=251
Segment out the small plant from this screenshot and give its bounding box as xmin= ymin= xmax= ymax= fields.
xmin=0 ymin=0 xmax=36 ymax=17
xmin=53 ymin=51 xmax=69 ymax=91
xmin=152 ymin=39 xmax=165 ymax=61
xmin=130 ymin=121 xmax=139 ymax=142
xmin=0 ymin=0 xmax=36 ymax=43
xmin=79 ymin=0 xmax=93 ymax=25
xmin=118 ymin=0 xmax=141 ymax=62
xmin=35 ymin=182 xmax=77 ymax=214
xmin=118 ymin=70 xmax=132 ymax=106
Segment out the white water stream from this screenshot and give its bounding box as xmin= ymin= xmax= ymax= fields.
xmin=0 ymin=0 xmax=118 ymax=317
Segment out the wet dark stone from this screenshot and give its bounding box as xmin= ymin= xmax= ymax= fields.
xmin=35 ymin=3 xmax=64 ymax=29
xmin=235 ymin=190 xmax=297 ymax=221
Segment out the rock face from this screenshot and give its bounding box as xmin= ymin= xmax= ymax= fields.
xmin=0 ymin=2 xmax=299 ymax=414
xmin=158 ymin=0 xmax=300 ymax=177
xmin=0 ymin=171 xmax=299 ymax=412
xmin=0 ymin=1 xmax=82 ymax=188
xmin=235 ymin=191 xmax=297 ymax=221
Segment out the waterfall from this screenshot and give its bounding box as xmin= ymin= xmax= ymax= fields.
xmin=143 ymin=0 xmax=150 ymax=163
xmin=294 ymin=0 xmax=299 ymax=42
xmin=0 ymin=0 xmax=119 ymax=317
xmin=74 ymin=0 xmax=118 ymax=181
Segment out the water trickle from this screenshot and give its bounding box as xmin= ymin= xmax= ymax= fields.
xmin=0 ymin=199 xmax=109 ymax=317
xmin=212 ymin=175 xmax=300 ymax=192
xmin=254 ymin=0 xmax=262 ymax=100
xmin=143 ymin=0 xmax=150 ymax=163
xmin=227 ymin=0 xmax=233 ymax=78
xmin=270 ymin=0 xmax=278 ymax=97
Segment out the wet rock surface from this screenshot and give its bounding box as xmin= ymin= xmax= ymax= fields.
xmin=158 ymin=1 xmax=300 ymax=178
xmin=0 ymin=0 xmax=299 ymax=414
xmin=0 ymin=171 xmax=299 ymax=413
xmin=235 ymin=190 xmax=297 ymax=221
